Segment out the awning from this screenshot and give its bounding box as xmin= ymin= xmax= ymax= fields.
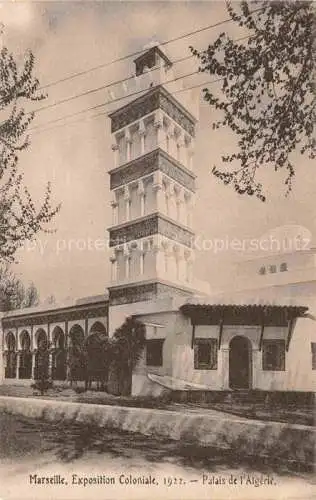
xmin=180 ymin=303 xmax=308 ymax=326
xmin=180 ymin=303 xmax=308 ymax=351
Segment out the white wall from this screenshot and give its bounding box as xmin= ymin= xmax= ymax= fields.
xmin=133 ymin=309 xmax=316 ymax=393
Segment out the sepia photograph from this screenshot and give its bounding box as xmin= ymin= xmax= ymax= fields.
xmin=0 ymin=1 xmax=315 ymax=499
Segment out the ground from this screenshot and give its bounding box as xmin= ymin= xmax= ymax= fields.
xmin=0 ymin=411 xmax=315 ymax=500
xmin=0 ymin=384 xmax=314 ymax=426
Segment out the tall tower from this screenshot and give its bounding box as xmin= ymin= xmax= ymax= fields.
xmin=107 ymin=46 xmax=203 ymax=334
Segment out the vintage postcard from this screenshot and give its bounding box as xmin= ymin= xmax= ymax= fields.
xmin=0 ymin=1 xmax=315 ymax=499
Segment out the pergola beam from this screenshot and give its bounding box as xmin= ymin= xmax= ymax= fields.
xmin=218 ymin=318 xmax=224 ymax=349
xmin=286 ymin=317 xmax=296 ymax=351
xmin=191 ymin=322 xmax=195 ymax=349
xmin=259 ymin=323 xmax=265 ymax=351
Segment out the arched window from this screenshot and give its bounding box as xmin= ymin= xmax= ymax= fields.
xmin=52 ymin=327 xmax=66 ymax=381
xmin=259 ymin=266 xmax=266 ymax=275
xmin=269 ymin=265 xmax=277 ymax=274
xmin=89 ymin=321 xmax=107 ymax=337
xmin=280 ymin=262 xmax=288 ymax=272
xmin=19 ymin=331 xmax=32 ymax=379
xmin=34 ymin=329 xmax=49 ymax=381
xmin=36 ymin=329 xmax=48 ymax=350
xmin=68 ymin=325 xmax=85 ymax=382
xmin=5 ymin=332 xmax=16 ymax=379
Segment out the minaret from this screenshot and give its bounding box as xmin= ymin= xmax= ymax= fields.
xmin=107 ymin=45 xmax=200 ymax=334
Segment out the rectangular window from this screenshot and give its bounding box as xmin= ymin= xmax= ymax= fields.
xmin=194 ymin=339 xmax=218 ymax=370
xmin=311 ymin=343 xmax=316 ymax=370
xmin=262 ymin=340 xmax=285 ymax=371
xmin=146 ymin=339 xmax=164 ymax=367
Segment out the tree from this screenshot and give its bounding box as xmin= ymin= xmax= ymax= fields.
xmin=84 ymin=331 xmax=111 ymax=390
xmin=22 ymin=281 xmax=39 ymax=308
xmin=108 ymin=317 xmax=146 ymax=396
xmin=0 ymin=265 xmax=39 ymax=311
xmin=68 ymin=338 xmax=86 ymax=387
xmin=191 ymin=1 xmax=315 ymax=201
xmin=33 ymin=335 xmax=51 ymax=396
xmin=45 ymin=294 xmax=56 ymax=305
xmin=0 ymin=43 xmax=59 ymax=262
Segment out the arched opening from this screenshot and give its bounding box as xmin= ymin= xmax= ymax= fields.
xmin=19 ymin=330 xmax=32 ymax=379
xmin=229 ymin=336 xmax=252 ymax=390
xmin=85 ymin=322 xmax=109 ymax=390
xmin=52 ymin=326 xmax=66 ymax=381
xmin=68 ymin=324 xmax=85 ymax=382
xmin=89 ymin=321 xmax=107 ymax=336
xmin=5 ymin=332 xmax=16 ymax=379
xmin=34 ymin=329 xmax=49 ymax=380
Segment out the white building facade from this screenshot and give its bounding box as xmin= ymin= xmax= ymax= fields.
xmin=0 ymin=47 xmax=315 ymax=396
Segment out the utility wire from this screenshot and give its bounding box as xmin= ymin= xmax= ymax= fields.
xmin=29 ymin=70 xmax=200 ymax=132
xmin=38 ymin=7 xmax=263 ymax=90
xmin=30 ymin=75 xmax=224 ymax=136
xmin=31 ymin=54 xmax=193 ymax=115
xmin=30 ymin=31 xmax=252 ymax=132
xmin=31 ymin=33 xmax=251 ymax=117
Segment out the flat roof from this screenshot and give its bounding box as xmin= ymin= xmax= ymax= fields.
xmin=2 ymin=293 xmax=108 ymax=319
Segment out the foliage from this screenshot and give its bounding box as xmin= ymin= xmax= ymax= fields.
xmin=33 ymin=339 xmax=51 ymax=395
xmin=31 ymin=378 xmax=53 ymax=395
xmin=191 ymin=1 xmax=315 ymax=201
xmin=0 ymin=45 xmax=60 ymax=262
xmin=65 ymin=318 xmax=146 ymax=394
xmin=68 ymin=340 xmax=86 ymax=384
xmin=84 ymin=331 xmax=111 ymax=389
xmin=112 ymin=317 xmax=146 ymax=371
xmin=0 ymin=265 xmax=39 ymax=311
xmin=109 ymin=317 xmax=146 ymax=396
xmin=44 ymin=294 xmax=56 ymax=305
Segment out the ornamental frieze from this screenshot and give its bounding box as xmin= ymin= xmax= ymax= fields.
xmin=110 ymin=87 xmax=195 ymax=137
xmin=157 ymin=216 xmax=194 ymax=247
xmin=2 ymin=304 xmax=108 ymax=329
xmin=110 ymin=150 xmax=159 ymax=189
xmin=110 ymin=148 xmax=195 ymax=191
xmin=109 ymin=281 xmax=192 ymax=306
xmin=159 ymin=151 xmax=195 ymax=192
xmin=109 ymin=282 xmax=157 ymax=305
xmin=109 ymin=214 xmax=159 ymax=246
xmin=156 ymin=283 xmax=193 ymax=301
xmin=159 ymin=93 xmax=195 ymax=137
xmin=109 ymin=214 xmax=194 ymax=247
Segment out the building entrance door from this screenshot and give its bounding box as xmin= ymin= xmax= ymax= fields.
xmin=229 ymin=336 xmax=252 ymax=390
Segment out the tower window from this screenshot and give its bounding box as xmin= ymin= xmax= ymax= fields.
xmin=165 ymin=193 xmax=169 ymax=216
xmin=146 ymin=339 xmax=164 ymax=366
xmin=176 ymin=143 xmax=181 ymax=162
xmin=280 ymin=262 xmax=288 ymax=272
xmin=166 ymin=134 xmax=170 ymax=153
xmin=269 ymin=265 xmax=277 ymax=274
xmin=142 ymin=193 xmax=147 ymax=216
xmin=311 ymin=343 xmax=316 ymax=370
xmin=259 ymin=266 xmax=266 ymax=275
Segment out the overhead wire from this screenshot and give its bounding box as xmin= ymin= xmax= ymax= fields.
xmin=38 ymin=6 xmax=263 ymax=90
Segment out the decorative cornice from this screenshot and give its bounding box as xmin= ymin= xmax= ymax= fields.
xmin=109 ymin=148 xmax=196 ymax=192
xmin=108 ymin=213 xmax=194 ymax=248
xmin=109 ymin=86 xmax=196 ymax=137
xmin=2 ymin=303 xmax=108 ymax=330
xmin=108 ymin=280 xmax=193 ymax=306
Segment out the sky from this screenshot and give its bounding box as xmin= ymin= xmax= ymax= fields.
xmin=1 ymin=1 xmax=315 ymax=302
